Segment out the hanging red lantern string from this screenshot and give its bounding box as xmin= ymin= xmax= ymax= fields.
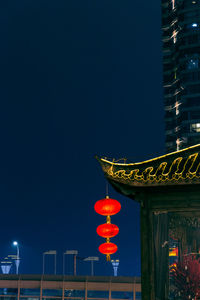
xmin=94 ymin=196 xmax=121 ymax=261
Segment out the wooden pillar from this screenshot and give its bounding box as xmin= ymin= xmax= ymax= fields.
xmin=139 ymin=193 xmax=154 ymax=300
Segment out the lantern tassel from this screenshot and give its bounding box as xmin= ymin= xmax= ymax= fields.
xmin=106 ymin=215 xmax=111 ymax=224
xmin=106 ymin=254 xmax=111 ymax=262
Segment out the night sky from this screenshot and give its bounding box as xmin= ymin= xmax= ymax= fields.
xmin=0 ymin=1 xmax=164 ymax=276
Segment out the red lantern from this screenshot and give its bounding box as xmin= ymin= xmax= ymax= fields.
xmin=94 ymin=198 xmax=121 ymax=216
xmin=99 ymin=242 xmax=118 ymax=255
xmin=97 ymin=223 xmax=119 ymax=238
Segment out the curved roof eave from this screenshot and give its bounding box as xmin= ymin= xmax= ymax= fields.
xmin=96 ymin=144 xmax=200 ymax=194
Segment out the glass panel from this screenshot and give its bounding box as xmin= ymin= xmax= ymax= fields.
xmin=20 ymin=289 xmax=40 ymax=296
xmin=64 ymin=290 xmax=85 ymax=298
xmin=0 ymin=297 xmax=17 ymax=300
xmin=64 ymin=299 xmax=85 ymax=300
xmin=64 ymin=298 xmax=85 ymax=300
xmin=20 ymin=298 xmax=39 ymax=300
xmin=0 ymin=289 xmax=18 ymax=296
xmin=43 ymin=298 xmax=61 ymax=300
xmin=0 ymin=289 xmax=7 ymax=296
xmin=111 ymin=291 xmax=133 ymax=299
xmin=135 ymin=292 xmax=141 ymax=300
xmin=43 ymin=290 xmax=62 ymax=297
xmin=87 ymin=291 xmax=109 ymax=298
xmin=87 ymin=299 xmax=107 ymax=300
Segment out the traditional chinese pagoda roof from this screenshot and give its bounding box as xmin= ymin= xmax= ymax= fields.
xmin=97 ymin=144 xmax=200 ymax=195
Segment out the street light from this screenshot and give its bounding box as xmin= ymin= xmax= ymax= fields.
xmin=111 ymin=259 xmax=119 ymax=276
xmin=42 ymin=250 xmax=57 ymax=275
xmin=12 ymin=241 xmax=20 ymax=274
xmin=1 ymin=258 xmax=12 ymax=274
xmin=1 ymin=258 xmax=12 ymax=295
xmin=84 ymin=257 xmax=99 ymax=276
xmin=63 ymin=250 xmax=78 ymax=276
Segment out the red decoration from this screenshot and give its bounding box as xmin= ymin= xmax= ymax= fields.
xmin=171 ymin=254 xmax=200 ymax=299
xmin=169 ymin=247 xmax=178 ymax=257
xmin=94 ymin=198 xmax=121 ymax=216
xmin=99 ymin=242 xmax=118 ymax=255
xmin=94 ymin=196 xmax=121 ymax=261
xmin=96 ymin=223 xmax=119 ymax=238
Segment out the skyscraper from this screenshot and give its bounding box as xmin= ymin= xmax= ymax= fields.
xmin=162 ymin=0 xmax=200 ymax=153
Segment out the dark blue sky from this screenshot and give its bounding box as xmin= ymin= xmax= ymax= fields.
xmin=0 ymin=0 xmax=164 ymax=276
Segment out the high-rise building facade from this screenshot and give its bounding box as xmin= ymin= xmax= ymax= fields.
xmin=162 ymin=0 xmax=200 ymax=153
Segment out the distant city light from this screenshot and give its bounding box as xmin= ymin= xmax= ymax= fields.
xmin=192 ymin=23 xmax=198 ymax=27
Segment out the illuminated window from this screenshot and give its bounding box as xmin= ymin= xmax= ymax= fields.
xmin=187 ymin=23 xmax=198 ymax=30
xmin=187 ymin=58 xmax=199 ymax=69
xmin=190 ymin=123 xmax=200 ymax=132
xmin=192 ymin=23 xmax=198 ymax=27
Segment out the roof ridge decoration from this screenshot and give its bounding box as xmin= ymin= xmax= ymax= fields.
xmin=97 ymin=144 xmax=200 ymax=187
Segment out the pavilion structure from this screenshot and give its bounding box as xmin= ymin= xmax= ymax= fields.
xmin=97 ymin=144 xmax=200 ymax=300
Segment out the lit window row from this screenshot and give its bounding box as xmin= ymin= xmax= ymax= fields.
xmin=190 ymin=123 xmax=200 ymax=132
xmin=0 ymin=288 xmax=140 ymax=300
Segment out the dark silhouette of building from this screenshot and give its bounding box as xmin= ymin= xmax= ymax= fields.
xmin=162 ymin=0 xmax=200 ymax=152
